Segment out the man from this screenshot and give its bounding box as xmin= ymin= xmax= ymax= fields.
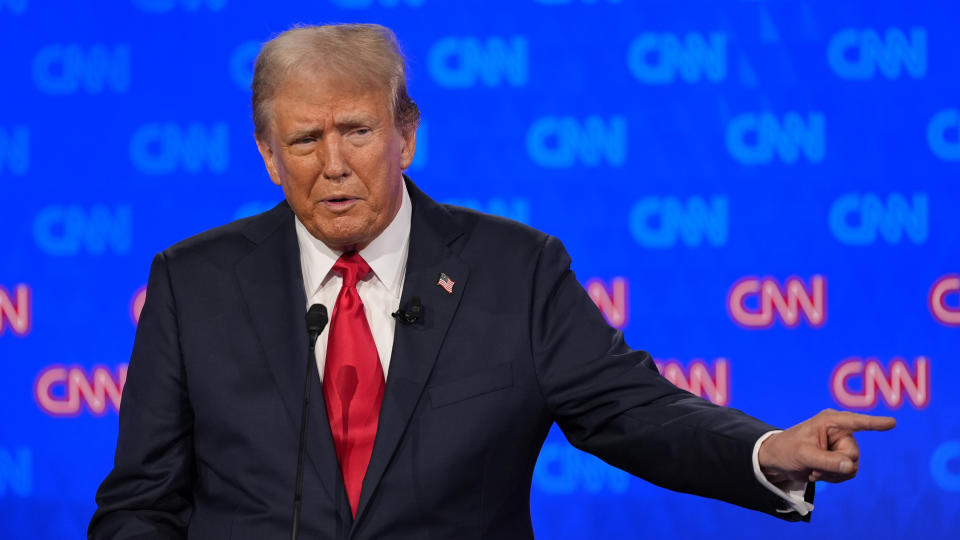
xmin=89 ymin=24 xmax=895 ymax=539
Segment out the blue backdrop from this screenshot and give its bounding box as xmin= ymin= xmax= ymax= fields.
xmin=1 ymin=0 xmax=959 ymax=538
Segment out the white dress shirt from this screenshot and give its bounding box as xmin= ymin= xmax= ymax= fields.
xmin=294 ymin=180 xmax=412 ymax=379
xmin=293 ymin=180 xmax=811 ymax=516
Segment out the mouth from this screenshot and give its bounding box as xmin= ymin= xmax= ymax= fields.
xmin=319 ymin=196 xmax=360 ymax=212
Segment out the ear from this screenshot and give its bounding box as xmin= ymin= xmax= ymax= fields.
xmin=256 ymin=136 xmax=283 ymax=186
xmin=399 ymin=125 xmax=417 ymax=170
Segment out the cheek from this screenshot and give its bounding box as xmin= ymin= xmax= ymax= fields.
xmin=352 ymin=151 xmax=394 ymax=196
xmin=281 ymin=157 xmax=320 ymax=190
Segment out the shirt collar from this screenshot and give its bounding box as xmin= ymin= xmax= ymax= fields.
xmin=294 ymin=180 xmax=412 ymax=299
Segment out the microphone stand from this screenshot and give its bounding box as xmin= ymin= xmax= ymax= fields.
xmin=292 ymin=305 xmax=328 ymax=540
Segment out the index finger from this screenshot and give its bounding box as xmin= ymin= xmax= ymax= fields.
xmin=829 ymin=411 xmax=896 ymax=432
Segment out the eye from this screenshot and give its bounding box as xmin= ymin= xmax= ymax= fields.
xmin=353 ymin=128 xmax=371 ymax=136
xmin=293 ymin=136 xmax=316 ymax=145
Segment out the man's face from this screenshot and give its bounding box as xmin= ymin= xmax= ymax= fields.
xmin=256 ymin=70 xmax=416 ymax=251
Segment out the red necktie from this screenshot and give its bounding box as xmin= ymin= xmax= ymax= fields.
xmin=322 ymin=252 xmax=385 ymax=516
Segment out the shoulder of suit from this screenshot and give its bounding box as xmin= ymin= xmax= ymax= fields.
xmin=156 ymin=199 xmax=561 ymax=269
xmin=159 ymin=200 xmax=291 ymax=268
xmin=441 ymin=203 xmax=552 ymax=247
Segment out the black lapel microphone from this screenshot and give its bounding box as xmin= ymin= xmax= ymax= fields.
xmin=292 ymin=304 xmax=328 ymax=540
xmin=391 ymin=296 xmax=423 ymax=325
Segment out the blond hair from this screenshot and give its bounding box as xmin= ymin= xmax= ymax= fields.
xmin=251 ymin=23 xmax=420 ymax=139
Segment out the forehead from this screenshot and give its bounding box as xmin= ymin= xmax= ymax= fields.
xmin=270 ymin=69 xmax=390 ymax=123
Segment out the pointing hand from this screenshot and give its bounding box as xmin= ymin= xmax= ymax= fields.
xmin=757 ymin=409 xmax=896 ymax=485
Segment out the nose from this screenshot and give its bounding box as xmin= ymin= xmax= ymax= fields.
xmin=319 ymin=135 xmax=350 ymax=180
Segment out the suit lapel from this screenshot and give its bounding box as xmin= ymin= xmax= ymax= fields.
xmin=353 ymin=181 xmax=470 ymax=523
xmin=234 ymin=202 xmax=349 ymax=520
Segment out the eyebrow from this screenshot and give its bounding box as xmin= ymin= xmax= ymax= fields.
xmin=335 ymin=114 xmax=379 ymax=129
xmin=286 ymin=127 xmax=322 ymax=141
xmin=285 ymin=114 xmax=381 ymax=141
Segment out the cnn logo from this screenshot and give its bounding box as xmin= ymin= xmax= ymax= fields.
xmin=728 ymin=275 xmax=826 ymax=329
xmin=655 ymin=358 xmax=730 ymax=406
xmin=34 ymin=365 xmax=127 ymax=416
xmin=831 ymin=356 xmax=929 ymax=410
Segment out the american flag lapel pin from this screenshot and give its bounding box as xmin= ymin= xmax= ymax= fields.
xmin=437 ymin=272 xmax=455 ymax=294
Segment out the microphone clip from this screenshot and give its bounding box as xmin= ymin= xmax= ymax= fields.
xmin=392 ymin=296 xmax=423 ymax=325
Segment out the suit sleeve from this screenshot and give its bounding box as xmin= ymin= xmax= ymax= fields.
xmin=528 ymin=236 xmax=811 ymax=521
xmin=88 ymin=252 xmax=194 ymax=539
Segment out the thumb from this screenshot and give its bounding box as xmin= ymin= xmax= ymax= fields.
xmin=797 ymin=443 xmax=854 ymax=474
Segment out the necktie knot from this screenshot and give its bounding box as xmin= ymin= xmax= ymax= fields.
xmin=333 ymin=252 xmax=371 ymax=288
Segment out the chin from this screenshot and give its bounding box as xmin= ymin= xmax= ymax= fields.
xmin=315 ymin=228 xmax=373 ymax=251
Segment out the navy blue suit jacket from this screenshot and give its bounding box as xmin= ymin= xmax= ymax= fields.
xmin=90 ymin=180 xmax=807 ymax=539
